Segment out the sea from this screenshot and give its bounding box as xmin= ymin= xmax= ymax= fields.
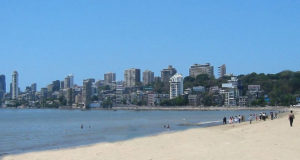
xmin=0 ymin=108 xmax=278 ymax=155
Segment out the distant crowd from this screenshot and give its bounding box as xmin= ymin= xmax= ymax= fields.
xmin=223 ymin=111 xmax=281 ymax=125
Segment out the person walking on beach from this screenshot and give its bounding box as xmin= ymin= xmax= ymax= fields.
xmin=229 ymin=117 xmax=233 ymax=124
xmin=270 ymin=112 xmax=274 ymax=120
xmin=223 ymin=116 xmax=227 ymax=125
xmin=248 ymin=114 xmax=253 ymax=124
xmin=262 ymin=113 xmax=266 ymax=121
xmin=259 ymin=113 xmax=262 ymax=120
xmin=234 ymin=116 xmax=239 ymax=123
xmin=289 ymin=111 xmax=295 ymax=127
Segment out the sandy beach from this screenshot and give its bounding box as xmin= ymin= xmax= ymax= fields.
xmin=2 ymin=109 xmax=299 ymax=160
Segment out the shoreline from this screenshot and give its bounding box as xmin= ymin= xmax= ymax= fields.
xmin=0 ymin=105 xmax=293 ymax=111
xmin=2 ymin=109 xmax=298 ymax=160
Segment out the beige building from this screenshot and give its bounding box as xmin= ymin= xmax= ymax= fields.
xmin=218 ymin=64 xmax=226 ymax=78
xmin=189 ymin=63 xmax=214 ymax=78
xmin=143 ymin=70 xmax=154 ymax=85
xmin=124 ymin=68 xmax=141 ymax=87
xmin=104 ymin=72 xmax=116 ymax=84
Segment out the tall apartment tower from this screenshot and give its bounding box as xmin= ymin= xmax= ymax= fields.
xmin=104 ymin=72 xmax=116 ymax=84
xmin=82 ymin=79 xmax=94 ymax=108
xmin=189 ymin=63 xmax=214 ymax=78
xmin=31 ymin=83 xmax=37 ymax=93
xmin=169 ymin=73 xmax=184 ymax=99
xmin=52 ymin=80 xmax=60 ymax=91
xmin=143 ymin=70 xmax=154 ymax=85
xmin=124 ymin=68 xmax=141 ymax=87
xmin=0 ymin=75 xmax=5 ymax=99
xmin=66 ymin=88 xmax=73 ymax=106
xmin=12 ymin=71 xmax=19 ymax=99
xmin=0 ymin=75 xmax=6 ymax=93
xmin=218 ymin=64 xmax=226 ymax=78
xmin=161 ymin=65 xmax=177 ymax=84
xmin=60 ymin=81 xmax=64 ymax=89
xmin=64 ymin=74 xmax=74 ymax=89
xmin=40 ymin=88 xmax=48 ymax=101
xmin=69 ymin=74 xmax=74 ymax=88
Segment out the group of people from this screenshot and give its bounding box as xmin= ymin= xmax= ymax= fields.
xmin=222 ymin=111 xmax=281 ymax=125
xmin=222 ymin=110 xmax=296 ymax=127
xmin=80 ymin=124 xmax=91 ymax=129
xmin=163 ymin=124 xmax=170 ymax=129
xmin=223 ymin=115 xmax=245 ymax=125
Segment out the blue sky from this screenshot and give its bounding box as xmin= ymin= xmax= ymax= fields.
xmin=1 ymin=0 xmax=300 ymax=90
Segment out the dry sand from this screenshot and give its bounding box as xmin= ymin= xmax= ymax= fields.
xmin=3 ymin=109 xmax=299 ymax=160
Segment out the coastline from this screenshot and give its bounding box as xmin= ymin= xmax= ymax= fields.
xmin=1 ymin=105 xmax=292 ymax=111
xmin=2 ymin=109 xmax=298 ymax=160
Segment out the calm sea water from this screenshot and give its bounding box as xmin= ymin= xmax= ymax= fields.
xmin=0 ymin=108 xmax=277 ymax=155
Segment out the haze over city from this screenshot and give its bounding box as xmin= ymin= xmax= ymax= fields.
xmin=1 ymin=0 xmax=300 ymax=90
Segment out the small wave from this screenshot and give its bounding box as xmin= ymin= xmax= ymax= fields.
xmin=177 ymin=120 xmax=221 ymax=126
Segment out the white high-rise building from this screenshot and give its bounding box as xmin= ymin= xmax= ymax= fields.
xmin=12 ymin=71 xmax=19 ymax=99
xmin=169 ymin=73 xmax=184 ymax=99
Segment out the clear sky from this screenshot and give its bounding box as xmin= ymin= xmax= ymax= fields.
xmin=1 ymin=0 xmax=300 ymax=90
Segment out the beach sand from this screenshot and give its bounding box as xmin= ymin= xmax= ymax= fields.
xmin=3 ymin=109 xmax=299 ymax=160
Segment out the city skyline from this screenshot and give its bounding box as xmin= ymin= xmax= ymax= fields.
xmin=1 ymin=62 xmax=298 ymax=92
xmin=1 ymin=1 xmax=300 ymax=90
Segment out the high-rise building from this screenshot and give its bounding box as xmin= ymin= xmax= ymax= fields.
xmin=64 ymin=76 xmax=70 ymax=89
xmin=124 ymin=68 xmax=141 ymax=87
xmin=12 ymin=71 xmax=19 ymax=99
xmin=64 ymin=74 xmax=74 ymax=89
xmin=47 ymin=84 xmax=55 ymax=93
xmin=189 ymin=63 xmax=214 ymax=78
xmin=161 ymin=65 xmax=177 ymax=84
xmin=143 ymin=70 xmax=154 ymax=85
xmin=69 ymin=74 xmax=74 ymax=88
xmin=66 ymin=88 xmax=73 ymax=106
xmin=60 ymin=81 xmax=64 ymax=89
xmin=82 ymin=79 xmax=94 ymax=108
xmin=31 ymin=83 xmax=37 ymax=93
xmin=169 ymin=73 xmax=184 ymax=99
xmin=218 ymin=64 xmax=226 ymax=78
xmin=104 ymin=72 xmax=116 ymax=84
xmin=40 ymin=88 xmax=48 ymax=101
xmin=52 ymin=80 xmax=60 ymax=91
xmin=0 ymin=75 xmax=6 ymax=93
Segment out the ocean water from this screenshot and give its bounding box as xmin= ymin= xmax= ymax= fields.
xmin=0 ymin=108 xmax=277 ymax=155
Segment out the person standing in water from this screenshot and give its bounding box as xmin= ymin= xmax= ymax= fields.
xmin=289 ymin=110 xmax=295 ymax=127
